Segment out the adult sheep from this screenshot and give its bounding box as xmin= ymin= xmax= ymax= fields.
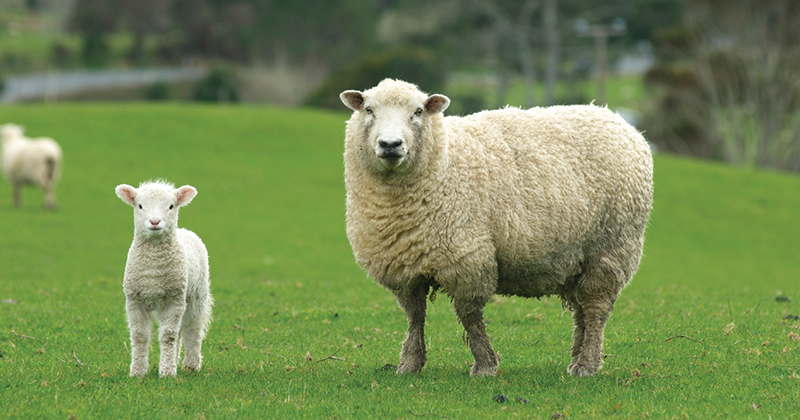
xmin=340 ymin=79 xmax=653 ymax=377
xmin=1 ymin=124 xmax=63 ymax=209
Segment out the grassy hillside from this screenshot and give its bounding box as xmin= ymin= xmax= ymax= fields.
xmin=1 ymin=104 xmax=798 ymax=418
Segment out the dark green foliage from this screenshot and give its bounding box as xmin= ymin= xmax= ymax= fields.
xmin=305 ymin=47 xmax=446 ymax=110
xmin=144 ymin=81 xmax=172 ymax=101
xmin=192 ymin=66 xmax=240 ymax=102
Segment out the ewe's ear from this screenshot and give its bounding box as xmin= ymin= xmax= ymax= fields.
xmin=425 ymin=94 xmax=450 ymax=115
xmin=116 ymin=184 xmax=137 ymax=207
xmin=340 ymin=90 xmax=364 ymax=111
xmin=175 ymin=185 xmax=198 ymax=207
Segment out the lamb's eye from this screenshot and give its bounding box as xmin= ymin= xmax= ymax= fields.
xmin=138 ymin=204 xmax=142 ymax=210
xmin=414 ymin=108 xmax=423 ymax=117
xmin=169 ymin=204 xmax=174 ymax=210
xmin=365 ymin=106 xmax=373 ymax=115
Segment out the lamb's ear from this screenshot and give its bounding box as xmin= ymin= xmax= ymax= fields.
xmin=116 ymin=184 xmax=137 ymax=207
xmin=425 ymin=94 xmax=450 ymax=115
xmin=340 ymin=90 xmax=364 ymax=111
xmin=175 ymin=185 xmax=198 ymax=207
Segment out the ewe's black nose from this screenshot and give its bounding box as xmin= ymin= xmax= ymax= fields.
xmin=378 ymin=139 xmax=403 ymax=149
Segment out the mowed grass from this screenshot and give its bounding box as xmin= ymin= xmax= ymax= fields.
xmin=1 ymin=104 xmax=798 ymax=419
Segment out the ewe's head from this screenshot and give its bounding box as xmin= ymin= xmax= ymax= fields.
xmin=341 ymin=79 xmax=449 ymax=175
xmin=1 ymin=124 xmax=24 ymax=143
xmin=116 ymin=180 xmax=197 ymax=241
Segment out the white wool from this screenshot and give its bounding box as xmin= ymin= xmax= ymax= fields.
xmin=116 ymin=179 xmax=213 ymax=378
xmin=341 ymin=79 xmax=653 ymax=377
xmin=1 ymin=124 xmax=62 ymax=209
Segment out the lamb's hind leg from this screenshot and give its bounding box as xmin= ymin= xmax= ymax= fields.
xmin=157 ymin=302 xmax=186 ymax=377
xmin=395 ymin=279 xmax=430 ymax=374
xmin=181 ymin=294 xmax=211 ymax=371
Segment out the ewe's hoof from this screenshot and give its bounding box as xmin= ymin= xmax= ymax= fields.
xmin=395 ymin=362 xmax=424 ymax=375
xmin=470 ymin=364 xmax=498 ymax=377
xmin=567 ymin=360 xmax=601 ymax=377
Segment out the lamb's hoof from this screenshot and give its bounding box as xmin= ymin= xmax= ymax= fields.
xmin=567 ymin=360 xmax=601 ymax=377
xmin=129 ymin=365 xmax=148 ymax=377
xmin=182 ymin=363 xmax=201 ymax=372
xmin=159 ymin=367 xmax=178 ymax=378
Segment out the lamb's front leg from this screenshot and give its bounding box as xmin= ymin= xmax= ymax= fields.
xmin=157 ymin=302 xmax=186 ymax=378
xmin=394 ymin=280 xmax=430 ymax=374
xmin=126 ymin=299 xmax=152 ymax=377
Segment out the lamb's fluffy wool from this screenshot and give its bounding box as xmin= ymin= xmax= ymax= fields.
xmin=116 ymin=180 xmax=212 ymax=378
xmin=1 ymin=124 xmax=62 ymax=209
xmin=341 ymin=79 xmax=653 ymax=377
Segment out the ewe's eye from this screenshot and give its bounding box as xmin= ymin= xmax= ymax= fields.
xmin=414 ymin=108 xmax=423 ymax=117
xmin=365 ymin=106 xmax=373 ymax=115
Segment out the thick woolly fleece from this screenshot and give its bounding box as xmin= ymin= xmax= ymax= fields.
xmin=0 ymin=124 xmax=62 ymax=209
xmin=341 ymin=79 xmax=653 ymax=377
xmin=116 ymin=180 xmax=213 ymax=378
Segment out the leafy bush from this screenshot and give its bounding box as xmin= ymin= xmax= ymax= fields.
xmin=144 ymin=81 xmax=172 ymax=101
xmin=192 ymin=66 xmax=240 ymax=102
xmin=305 ymin=47 xmax=446 ymax=110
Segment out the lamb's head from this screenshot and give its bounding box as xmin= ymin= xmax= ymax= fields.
xmin=1 ymin=124 xmax=24 ymax=143
xmin=341 ymin=79 xmax=449 ymax=175
xmin=116 ymin=180 xmax=197 ymax=241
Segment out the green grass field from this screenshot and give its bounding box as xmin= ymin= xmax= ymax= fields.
xmin=1 ymin=104 xmax=798 ymax=419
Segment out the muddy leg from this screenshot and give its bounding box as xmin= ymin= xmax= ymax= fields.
xmin=568 ymin=296 xmax=613 ymax=377
xmin=454 ymin=298 xmax=499 ymax=376
xmin=395 ymin=281 xmax=430 ymax=374
xmin=570 ymin=305 xmax=586 ymax=361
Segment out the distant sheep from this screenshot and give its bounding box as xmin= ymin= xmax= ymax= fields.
xmin=1 ymin=124 xmax=62 ymax=209
xmin=116 ymin=180 xmax=213 ymax=378
xmin=340 ymin=79 xmax=653 ymax=377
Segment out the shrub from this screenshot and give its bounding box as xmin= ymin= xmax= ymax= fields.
xmin=193 ymin=67 xmax=240 ymax=102
xmin=305 ymin=47 xmax=446 ymax=110
xmin=144 ymin=81 xmax=172 ymax=101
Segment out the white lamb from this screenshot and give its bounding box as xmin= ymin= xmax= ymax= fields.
xmin=1 ymin=123 xmax=63 ymax=209
xmin=116 ymin=180 xmax=213 ymax=378
xmin=340 ymin=79 xmax=653 ymax=377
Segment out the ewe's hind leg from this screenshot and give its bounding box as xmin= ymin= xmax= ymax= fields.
xmin=570 ymin=305 xmax=586 ymax=361
xmin=156 ymin=302 xmax=186 ymax=377
xmin=568 ymin=262 xmax=620 ymax=377
xmin=12 ymin=182 xmax=22 ymax=208
xmin=181 ymin=294 xmax=211 ymax=371
xmin=454 ymin=297 xmax=500 ymax=376
xmin=395 ymin=280 xmax=430 ymax=374
xmin=126 ymin=300 xmax=152 ymax=377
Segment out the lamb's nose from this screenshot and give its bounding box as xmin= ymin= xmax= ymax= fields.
xmin=149 ymin=219 xmax=160 ymax=226
xmin=378 ymin=138 xmax=402 ymax=149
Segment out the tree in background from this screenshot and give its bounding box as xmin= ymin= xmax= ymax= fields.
xmin=644 ymin=0 xmax=800 ymax=172
xmin=67 ymin=0 xmax=118 ymax=67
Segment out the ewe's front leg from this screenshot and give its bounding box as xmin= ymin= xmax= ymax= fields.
xmin=126 ymin=300 xmax=152 ymax=377
xmin=454 ymin=297 xmax=500 ymax=376
xmin=157 ymin=302 xmax=186 ymax=378
xmin=394 ymin=281 xmax=430 ymax=375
